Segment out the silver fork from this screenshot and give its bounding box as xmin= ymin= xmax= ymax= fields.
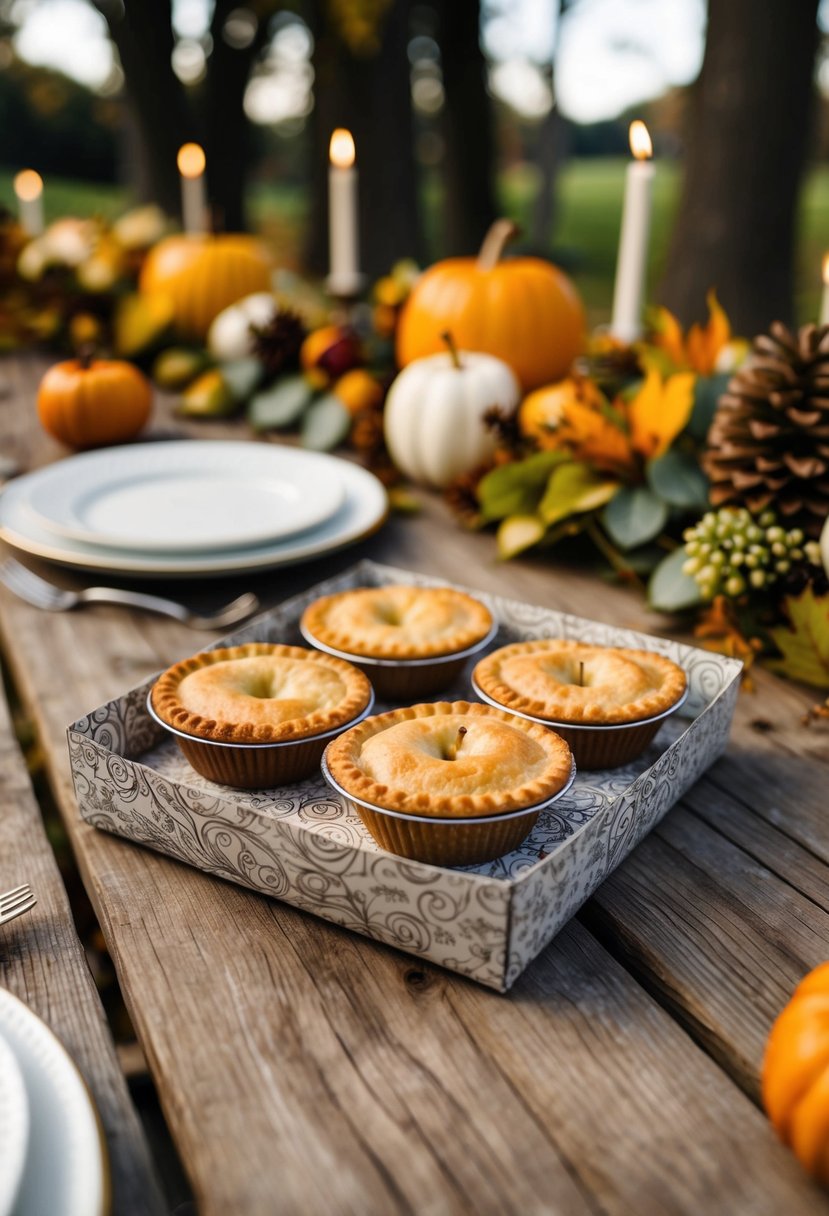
xmin=0 ymin=559 xmax=260 ymax=630
xmin=0 ymin=885 xmax=36 ymax=928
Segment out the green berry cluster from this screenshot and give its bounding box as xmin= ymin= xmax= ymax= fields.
xmin=682 ymin=508 xmax=822 ymax=600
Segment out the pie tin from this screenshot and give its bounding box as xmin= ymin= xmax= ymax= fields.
xmin=470 ymin=676 xmax=689 ymax=770
xmin=298 ymin=620 xmax=499 ymax=701
xmin=320 ymin=752 xmax=576 ymax=868
xmin=147 ymin=690 xmax=374 ymax=790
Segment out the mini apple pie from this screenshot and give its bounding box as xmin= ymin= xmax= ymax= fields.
xmin=472 ymin=639 xmax=687 ymax=769
xmin=323 ymin=700 xmax=574 ymax=865
xmin=149 ymin=643 xmax=373 ymax=787
xmin=300 ymin=584 xmax=496 ymax=699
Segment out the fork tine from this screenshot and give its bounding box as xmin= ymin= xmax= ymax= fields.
xmin=0 ymin=561 xmax=65 ymax=609
xmin=2 ymin=560 xmax=57 ymax=597
xmin=1 ymin=887 xmax=33 ymax=914
xmin=0 ymin=896 xmax=37 ymax=926
xmin=0 ymin=884 xmax=31 ymax=905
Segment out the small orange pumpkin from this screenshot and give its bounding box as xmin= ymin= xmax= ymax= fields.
xmin=37 ymin=356 xmax=153 ymax=449
xmin=140 ymin=234 xmax=272 ymax=339
xmin=763 ymin=962 xmax=829 ymax=1185
xmin=396 ymin=219 xmax=585 ymax=391
xmin=519 ymin=377 xmax=608 ymax=449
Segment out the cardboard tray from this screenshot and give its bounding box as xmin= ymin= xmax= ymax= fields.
xmin=67 ymin=560 xmax=742 ymax=992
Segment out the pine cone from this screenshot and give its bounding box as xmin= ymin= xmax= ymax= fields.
xmin=250 ymin=308 xmax=307 ymax=379
xmin=704 ymin=321 xmax=829 ymax=537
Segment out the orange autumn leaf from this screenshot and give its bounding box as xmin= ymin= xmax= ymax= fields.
xmin=556 ymin=400 xmax=635 ymax=474
xmin=693 ymin=595 xmax=762 ymax=690
xmin=649 ymin=306 xmax=686 ymax=368
xmin=686 ymin=290 xmax=731 ymax=375
xmin=626 ymin=369 xmax=696 ymax=460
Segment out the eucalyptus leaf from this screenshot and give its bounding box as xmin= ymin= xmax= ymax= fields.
xmin=496 ymin=514 xmax=547 ymax=559
xmin=538 ymin=462 xmax=619 ymax=526
xmin=687 ymin=372 xmax=730 ymax=441
xmin=478 ymin=450 xmax=567 ymax=522
xmin=219 ymin=357 xmax=265 ymax=403
xmin=248 ymin=375 xmax=314 ymax=431
xmin=301 ymin=394 xmax=352 ymax=451
xmin=647 ymin=449 xmax=710 ymax=510
xmin=648 ymin=546 xmax=703 ymax=612
xmin=601 ymin=485 xmax=668 ymax=549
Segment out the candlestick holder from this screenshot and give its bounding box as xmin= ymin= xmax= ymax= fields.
xmin=325 ymin=275 xmax=366 ymax=325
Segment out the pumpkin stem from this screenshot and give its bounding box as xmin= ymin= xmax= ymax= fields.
xmin=77 ymin=344 xmax=96 ymax=370
xmin=476 ymin=219 xmax=520 ymax=271
xmin=578 ymin=660 xmax=585 ymax=687
xmin=440 ymin=331 xmax=463 ymax=370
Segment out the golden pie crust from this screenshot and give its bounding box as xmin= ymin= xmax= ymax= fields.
xmin=300 ymin=584 xmax=493 ymax=660
xmin=325 ymin=700 xmax=573 ymax=818
xmin=151 ymin=643 xmax=372 ymax=743
xmin=473 ymin=640 xmax=686 ymax=726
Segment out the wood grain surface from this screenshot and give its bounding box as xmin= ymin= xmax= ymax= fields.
xmin=2 ymin=356 xmax=828 ymax=1215
xmin=0 ymin=667 xmax=164 ymax=1214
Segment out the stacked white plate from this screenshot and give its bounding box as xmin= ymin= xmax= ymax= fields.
xmin=0 ymin=988 xmax=107 ymax=1216
xmin=0 ymin=441 xmax=388 ymax=578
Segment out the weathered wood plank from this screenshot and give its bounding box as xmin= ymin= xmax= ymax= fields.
xmin=0 ymin=667 xmax=165 ymax=1215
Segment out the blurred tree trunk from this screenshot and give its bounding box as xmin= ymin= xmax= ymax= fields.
xmin=530 ymin=0 xmax=572 ymax=252
xmin=660 ymin=0 xmax=820 ymax=332
xmin=94 ymin=0 xmax=189 ymax=216
xmin=436 ymin=0 xmax=496 ymax=254
xmin=204 ymin=1 xmax=275 ymax=231
xmin=305 ymin=0 xmax=422 ymax=279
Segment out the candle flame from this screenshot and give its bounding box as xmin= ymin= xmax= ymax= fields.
xmin=329 ymin=128 xmax=355 ymax=169
xmin=629 ymin=121 xmax=652 ymax=161
xmin=14 ymin=170 xmax=43 ymax=201
xmin=177 ymin=143 xmax=206 ymax=178
xmin=822 ymin=254 xmax=829 ymax=286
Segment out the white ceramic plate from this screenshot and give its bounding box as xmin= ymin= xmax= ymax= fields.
xmin=0 ymin=1027 xmax=29 ymax=1216
xmin=0 ymin=449 xmax=388 ymax=579
xmin=0 ymin=988 xmax=107 ymax=1216
xmin=23 ymin=442 xmax=345 ymax=553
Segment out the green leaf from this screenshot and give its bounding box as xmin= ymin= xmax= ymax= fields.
xmin=496 ymin=514 xmax=547 ymax=559
xmin=248 ymin=375 xmax=313 ymax=431
xmin=648 ymin=547 xmax=704 ymax=612
xmin=646 ymin=449 xmax=709 ymax=510
xmin=301 ymin=394 xmax=352 ymax=451
xmin=601 ymin=485 xmax=668 ymax=550
xmin=478 ymin=451 xmax=568 ymax=522
xmin=768 ymin=587 xmax=829 ymax=688
xmin=538 ymin=462 xmax=619 ymax=526
xmin=687 ymin=373 xmax=730 ymax=441
xmin=219 ymin=357 xmax=265 ymax=403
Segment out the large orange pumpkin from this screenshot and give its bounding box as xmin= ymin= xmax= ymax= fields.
xmin=37 ymin=356 xmax=153 ymax=449
xmin=139 ymin=234 xmax=272 ymax=339
xmin=763 ymin=962 xmax=829 ymax=1185
xmin=396 ymin=219 xmax=585 ymax=391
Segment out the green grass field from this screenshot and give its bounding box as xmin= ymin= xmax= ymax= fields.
xmin=2 ymin=159 xmax=828 ymax=328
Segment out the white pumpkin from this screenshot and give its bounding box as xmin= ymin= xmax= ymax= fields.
xmin=207 ymin=292 xmax=277 ymax=361
xmin=820 ymin=514 xmax=829 ymax=578
xmin=384 ymin=347 xmax=520 ymax=488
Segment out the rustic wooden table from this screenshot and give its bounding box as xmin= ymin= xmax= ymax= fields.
xmin=1 ymin=356 xmax=828 ymax=1216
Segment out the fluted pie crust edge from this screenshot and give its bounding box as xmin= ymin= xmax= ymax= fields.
xmin=300 ymin=584 xmax=494 ymax=659
xmin=150 ymin=643 xmax=372 ymax=743
xmin=472 ymin=639 xmax=687 ymax=725
xmin=325 ymin=700 xmax=574 ymax=818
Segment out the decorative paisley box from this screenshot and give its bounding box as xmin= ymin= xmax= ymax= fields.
xmin=68 ymin=560 xmax=742 ymax=992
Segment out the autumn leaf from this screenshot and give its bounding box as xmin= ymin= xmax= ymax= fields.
xmin=768 ymin=586 xmax=829 ymax=689
xmin=496 ymin=514 xmax=547 ymax=559
xmin=647 ymin=305 xmax=686 ymax=369
xmin=626 ymin=369 xmax=696 ymax=460
xmin=694 ymin=596 xmax=762 ymax=689
xmin=539 ymin=462 xmax=620 ymax=526
xmin=686 ymin=290 xmax=731 ymax=375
